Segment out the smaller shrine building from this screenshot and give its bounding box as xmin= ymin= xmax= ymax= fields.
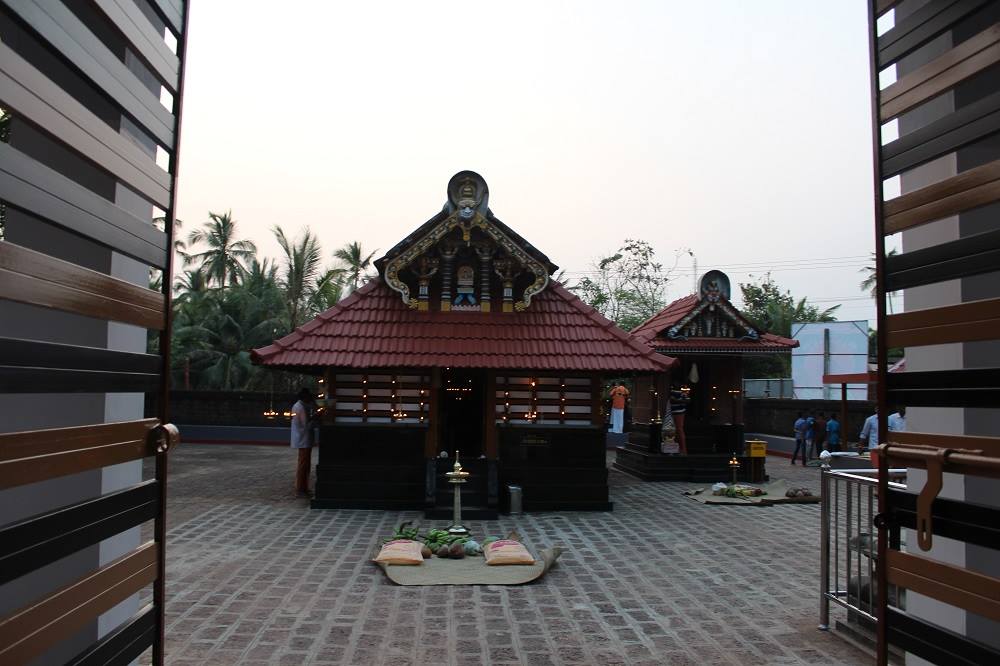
xmin=614 ymin=271 xmax=798 ymax=481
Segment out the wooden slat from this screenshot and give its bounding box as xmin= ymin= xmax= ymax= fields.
xmin=0 ymin=242 xmax=165 ymax=329
xmin=888 ymin=430 xmax=1000 ymax=457
xmin=883 ymin=159 xmax=1000 ymax=234
xmin=882 ymin=89 xmax=1000 ymax=178
xmin=0 ymin=42 xmax=171 ymax=208
xmin=877 ymin=0 xmax=991 ymax=68
xmin=881 ymin=24 xmax=1000 ymax=121
xmin=0 ymin=418 xmax=156 ymax=462
xmin=92 ymin=0 xmax=180 ymax=91
xmin=0 ymin=143 xmax=167 ymax=267
xmin=0 ymin=480 xmax=158 ymax=584
xmin=887 ymin=608 xmax=1000 ymax=666
xmin=66 ymin=604 xmax=156 ymax=666
xmin=887 ymin=550 xmax=1000 ymax=623
xmin=876 ymin=0 xmax=898 ymax=16
xmin=885 ymin=296 xmax=1000 ymax=348
xmin=1 ymin=438 xmax=148 ymax=489
xmin=0 ymin=543 xmax=158 ymax=665
xmin=149 ymin=0 xmax=183 ymax=35
xmin=886 ymin=228 xmax=1000 ymax=290
xmin=5 ymin=0 xmax=175 ymax=147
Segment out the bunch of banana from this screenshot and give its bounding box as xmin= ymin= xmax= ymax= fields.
xmin=423 ymin=528 xmax=468 ymax=552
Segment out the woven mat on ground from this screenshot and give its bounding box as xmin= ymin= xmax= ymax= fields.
xmin=683 ymin=479 xmax=819 ymax=506
xmin=376 ymin=547 xmax=562 ymax=586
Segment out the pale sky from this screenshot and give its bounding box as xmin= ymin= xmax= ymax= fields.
xmin=175 ymin=0 xmax=883 ymax=323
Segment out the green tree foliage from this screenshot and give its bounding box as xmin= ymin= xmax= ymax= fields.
xmin=167 ymin=212 xmax=365 ymax=390
xmin=574 ymin=240 xmax=686 ymax=331
xmin=859 ymin=248 xmax=899 ymax=314
xmin=185 ymin=210 xmax=257 ymax=288
xmin=333 ymin=241 xmax=376 ymax=294
xmin=739 ymin=273 xmax=841 ymax=378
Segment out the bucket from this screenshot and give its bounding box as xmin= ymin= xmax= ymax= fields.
xmin=508 ymin=484 xmax=523 ymax=515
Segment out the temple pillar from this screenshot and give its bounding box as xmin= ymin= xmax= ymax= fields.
xmin=475 ymin=243 xmax=493 ymax=312
xmin=439 ymin=243 xmax=458 ymax=311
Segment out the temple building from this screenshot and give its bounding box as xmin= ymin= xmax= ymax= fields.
xmin=252 ymin=171 xmax=675 ymax=514
xmin=614 ymin=270 xmax=798 ymax=481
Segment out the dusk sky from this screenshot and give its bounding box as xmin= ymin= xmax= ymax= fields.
xmin=175 ymin=1 xmax=894 ymax=323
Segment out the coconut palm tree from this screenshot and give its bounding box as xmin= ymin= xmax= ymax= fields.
xmin=185 ymin=210 xmax=257 ymax=289
xmin=859 ymin=248 xmax=899 ymax=314
xmin=333 ymin=241 xmax=376 ymax=294
xmin=273 ymin=225 xmax=326 ymax=329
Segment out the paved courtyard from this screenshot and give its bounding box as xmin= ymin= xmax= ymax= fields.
xmin=153 ymin=445 xmax=868 ymax=665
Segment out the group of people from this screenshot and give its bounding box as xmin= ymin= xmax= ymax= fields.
xmin=791 ymin=411 xmax=840 ymax=465
xmin=792 ymin=405 xmax=907 ymax=465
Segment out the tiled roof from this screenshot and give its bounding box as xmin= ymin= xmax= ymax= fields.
xmin=630 ymin=294 xmax=799 ymax=355
xmin=251 ymin=280 xmax=677 ymax=373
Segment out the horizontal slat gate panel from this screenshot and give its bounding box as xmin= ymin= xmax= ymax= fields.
xmin=889 ymin=489 xmax=1000 ymax=551
xmin=66 ymin=604 xmax=157 ymax=666
xmin=886 ymin=367 xmax=1000 ymax=407
xmin=149 ymin=0 xmax=183 ymax=36
xmin=880 ymin=24 xmax=1000 ymax=121
xmin=884 ymin=296 xmax=1000 ymax=347
xmin=0 ymin=366 xmax=160 ymax=393
xmin=885 ymin=229 xmax=1000 ymax=290
xmin=887 ymin=608 xmax=1000 ymax=666
xmin=0 ymin=337 xmax=161 ymax=372
xmin=877 ymin=0 xmax=991 ymax=67
xmin=0 ymin=418 xmax=156 ymax=460
xmin=1 ymin=439 xmax=149 ymax=488
xmin=0 ymin=543 xmax=158 ymax=665
xmin=881 ymin=89 xmax=1000 ymax=177
xmin=0 ymin=337 xmax=162 ymax=393
xmin=0 ymin=144 xmax=167 ymax=267
xmin=883 ymin=158 xmax=1000 ymax=234
xmin=92 ymin=0 xmax=179 ymax=91
xmin=0 ymin=480 xmax=159 ymax=584
xmin=3 ymin=0 xmax=175 ymax=146
xmin=887 ymin=430 xmax=1000 ymax=457
xmin=886 ymin=550 xmax=1000 ymax=623
xmin=0 ymin=242 xmax=165 ymax=329
xmin=0 ymin=42 xmax=171 ymax=208
xmin=876 ymin=0 xmax=899 ymax=16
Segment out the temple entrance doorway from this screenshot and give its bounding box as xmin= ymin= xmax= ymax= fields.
xmin=439 ymin=368 xmax=485 ymax=458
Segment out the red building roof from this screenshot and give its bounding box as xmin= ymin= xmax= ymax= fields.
xmin=252 ymin=279 xmax=677 ymax=373
xmin=631 ymin=293 xmax=799 ymax=355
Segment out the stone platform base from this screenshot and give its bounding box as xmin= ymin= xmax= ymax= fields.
xmin=613 ymin=444 xmax=765 ymax=483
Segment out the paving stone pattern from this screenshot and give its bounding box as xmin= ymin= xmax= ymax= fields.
xmin=149 ymin=446 xmax=867 ymax=665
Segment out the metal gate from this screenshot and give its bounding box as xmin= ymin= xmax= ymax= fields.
xmin=0 ymin=0 xmax=188 ymax=663
xmin=867 ymin=1 xmax=1000 ymax=664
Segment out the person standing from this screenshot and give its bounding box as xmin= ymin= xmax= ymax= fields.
xmin=826 ymin=414 xmax=841 ymax=452
xmin=859 ymin=407 xmax=879 ymax=451
xmin=804 ymin=412 xmax=817 ymax=463
xmin=291 ymin=388 xmax=317 ymax=495
xmin=813 ymin=412 xmax=828 ymax=458
xmin=792 ymin=411 xmax=807 ymax=465
xmin=608 ymin=384 xmax=630 ymax=434
xmin=888 ymin=406 xmax=906 ymax=433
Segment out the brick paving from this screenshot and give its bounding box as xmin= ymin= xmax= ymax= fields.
xmin=151 ymin=446 xmax=867 ymax=665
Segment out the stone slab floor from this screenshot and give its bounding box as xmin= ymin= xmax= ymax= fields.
xmin=147 ymin=446 xmax=868 ymax=665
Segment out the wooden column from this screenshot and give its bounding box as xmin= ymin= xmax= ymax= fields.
xmin=425 ymin=367 xmax=441 ymax=457
xmin=484 ymin=371 xmax=497 ymax=459
xmin=841 ymin=383 xmax=849 ymax=448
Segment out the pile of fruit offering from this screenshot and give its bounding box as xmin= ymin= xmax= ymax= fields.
xmin=712 ymin=484 xmax=765 ymax=498
xmin=386 ymin=522 xmax=503 ymax=560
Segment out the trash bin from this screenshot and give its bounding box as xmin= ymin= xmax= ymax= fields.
xmin=508 ymin=484 xmax=523 ymax=515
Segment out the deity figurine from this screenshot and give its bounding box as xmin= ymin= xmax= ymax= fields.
xmin=454 ymin=265 xmax=477 ymax=306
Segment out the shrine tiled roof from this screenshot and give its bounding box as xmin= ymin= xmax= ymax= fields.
xmin=251 ymin=279 xmax=677 ymax=373
xmin=631 ymin=294 xmax=799 ymax=355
